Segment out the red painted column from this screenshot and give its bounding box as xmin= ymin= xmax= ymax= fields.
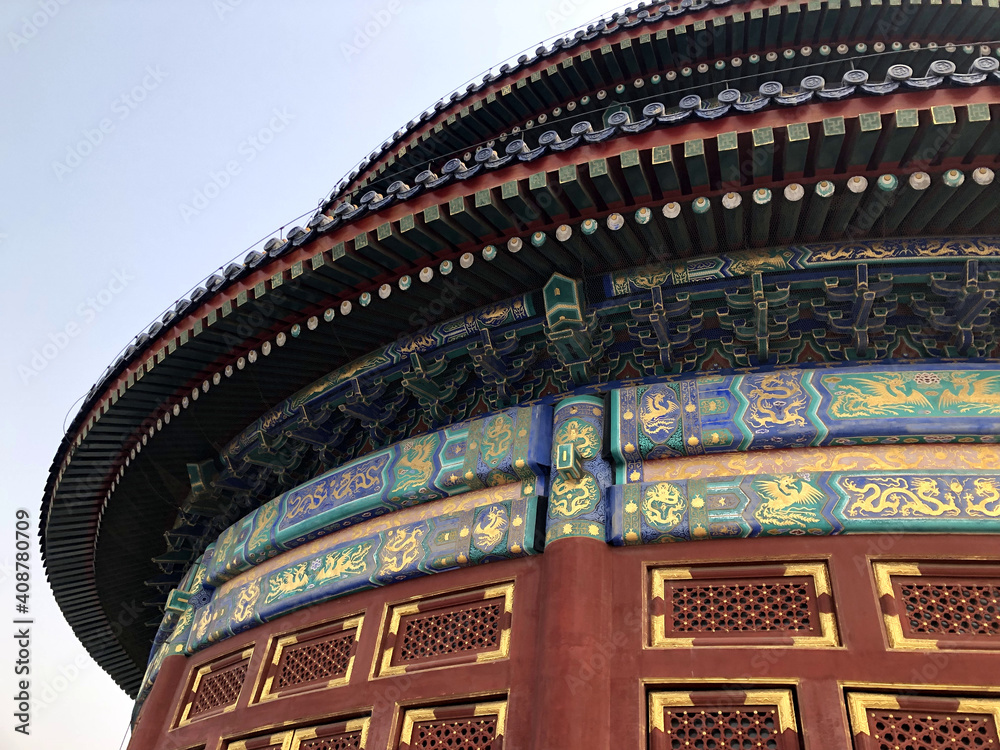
xmin=127 ymin=654 xmax=187 ymax=750
xmin=530 ymin=537 xmax=612 ymax=749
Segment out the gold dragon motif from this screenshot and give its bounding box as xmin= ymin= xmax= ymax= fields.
xmin=265 ymin=562 xmax=310 ymax=604
xmin=555 ymin=418 xmax=600 ymax=459
xmin=642 ymin=482 xmax=685 ymax=530
xmin=476 ymin=303 xmax=513 ymax=328
xmin=289 ymin=352 xmax=390 ymax=409
xmin=169 ymin=606 xmax=194 ymax=643
xmin=808 ymin=239 xmax=1000 ymax=263
xmin=213 ymin=525 xmax=240 ymax=571
xmin=843 ymin=477 xmax=962 ymax=517
xmin=744 ymin=372 xmax=808 ymax=429
xmin=726 ymin=252 xmax=790 ymax=276
xmin=645 ymin=445 xmax=1000 ymax=481
xmin=378 ymin=526 xmax=426 ymax=575
xmin=481 ymin=415 xmax=514 ymax=466
xmin=193 ymin=606 xmax=212 ymax=642
xmin=247 ymin=502 xmax=278 ymax=551
xmin=398 ymin=330 xmax=439 ymax=355
xmin=967 ymin=478 xmax=1000 ymax=516
xmin=232 ymin=579 xmax=260 ymax=623
xmin=314 ymin=543 xmax=371 ymax=584
xmin=550 ymin=473 xmax=599 ymax=517
xmin=285 ymin=456 xmax=386 ymax=521
xmin=392 ymin=436 xmax=437 ymax=497
xmin=630 ymin=268 xmax=670 ymax=289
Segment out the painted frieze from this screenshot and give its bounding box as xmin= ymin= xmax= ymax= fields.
xmin=187 ymin=482 xmax=541 ymax=652
xmin=604 ymin=238 xmax=1000 ymax=297
xmin=612 ymin=365 xmax=1000 ymax=483
xmin=642 ymin=443 xmax=1000 ymax=480
xmin=609 ymin=471 xmax=1000 ymax=545
xmin=204 ymin=404 xmax=549 ymax=588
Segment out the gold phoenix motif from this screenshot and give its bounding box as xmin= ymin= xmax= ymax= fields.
xmin=473 ymin=505 xmax=509 ymax=550
xmin=753 ymin=475 xmax=826 ymax=527
xmin=640 ymin=386 xmax=681 ymax=441
xmin=939 ymin=372 xmax=1000 ymax=411
xmin=827 ymin=371 xmax=1000 ymax=418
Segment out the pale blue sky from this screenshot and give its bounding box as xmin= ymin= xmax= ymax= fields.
xmin=0 ymin=1 xmax=623 ymax=747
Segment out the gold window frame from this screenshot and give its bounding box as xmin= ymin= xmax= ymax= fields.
xmin=251 ymin=613 xmax=363 ymax=704
xmin=649 ymin=561 xmax=839 ymax=649
xmin=225 ymin=716 xmax=370 ymax=750
xmin=399 ymin=700 xmax=507 ymax=749
xmin=873 ymin=561 xmax=1000 ymax=651
xmin=176 ymin=645 xmax=254 ymax=728
xmin=846 ymin=692 xmax=1000 ymax=743
xmin=373 ymin=581 xmax=514 ymax=679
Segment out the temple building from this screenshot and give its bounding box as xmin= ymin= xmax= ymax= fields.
xmin=42 ymin=2 xmax=1000 ymax=748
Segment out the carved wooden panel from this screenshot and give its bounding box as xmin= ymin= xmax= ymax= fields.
xmin=226 ymin=717 xmax=369 ymax=750
xmin=649 ymin=562 xmax=838 ymax=648
xmin=177 ymin=646 xmax=253 ymax=727
xmin=375 ymin=583 xmax=513 ymax=677
xmin=648 ymin=689 xmax=801 ymax=749
xmin=254 ymin=615 xmax=362 ymax=703
xmin=397 ymin=701 xmax=506 ymax=750
xmin=847 ymin=693 xmax=1000 ymax=750
xmin=875 ymin=562 xmax=1000 ymax=650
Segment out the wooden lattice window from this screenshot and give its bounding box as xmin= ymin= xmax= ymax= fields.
xmin=847 ymin=692 xmax=1000 ymax=750
xmin=649 ymin=562 xmax=838 ymax=648
xmin=254 ymin=615 xmax=362 ymax=703
xmin=375 ymin=583 xmax=513 ymax=678
xmin=229 ymin=733 xmax=292 ymax=750
xmin=649 ymin=689 xmax=801 ymax=749
xmin=177 ymin=646 xmax=253 ymax=727
xmin=875 ymin=562 xmax=1000 ymax=650
xmin=398 ymin=701 xmax=506 ymax=750
xmin=226 ymin=717 xmax=370 ymax=750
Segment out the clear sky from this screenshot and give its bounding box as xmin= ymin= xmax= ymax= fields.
xmin=0 ymin=1 xmax=623 ymax=747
